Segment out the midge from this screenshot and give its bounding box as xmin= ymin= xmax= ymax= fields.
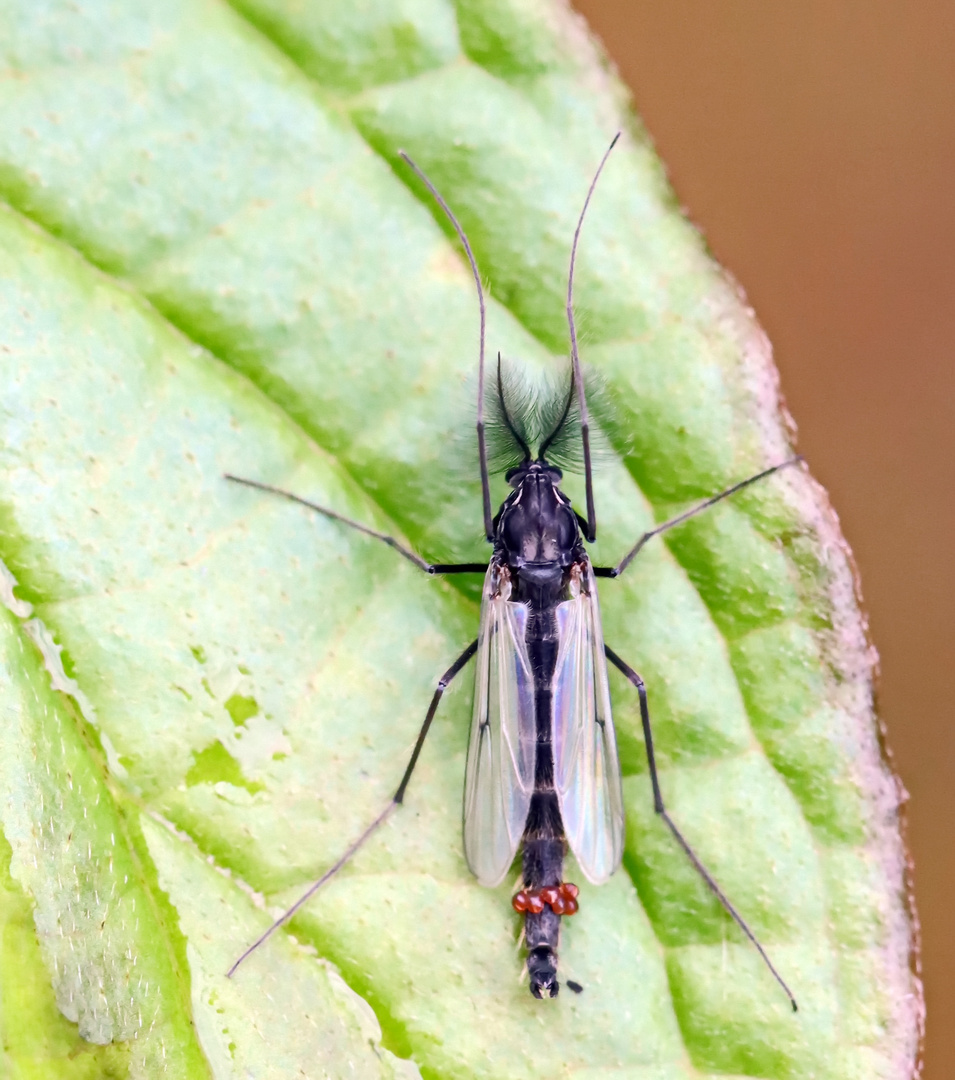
xmin=225 ymin=135 xmax=800 ymax=1006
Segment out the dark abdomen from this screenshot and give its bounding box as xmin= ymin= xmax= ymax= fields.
xmin=521 ymin=603 xmax=566 ymax=998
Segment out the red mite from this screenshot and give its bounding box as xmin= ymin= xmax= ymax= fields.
xmin=512 ymin=882 xmax=579 ymax=917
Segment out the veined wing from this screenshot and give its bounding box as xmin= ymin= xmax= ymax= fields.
xmin=463 ymin=564 xmax=536 ymax=887
xmin=552 ymin=561 xmax=625 ymax=884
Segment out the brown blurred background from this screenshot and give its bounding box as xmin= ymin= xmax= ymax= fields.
xmin=571 ymin=2 xmax=954 ymax=1075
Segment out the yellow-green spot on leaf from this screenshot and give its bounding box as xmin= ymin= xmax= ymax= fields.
xmin=186 ymin=741 xmax=265 ymax=796
xmin=224 ymin=692 xmax=259 ymax=727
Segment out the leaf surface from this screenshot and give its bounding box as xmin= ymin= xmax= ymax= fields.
xmin=0 ymin=1 xmax=921 ymax=1078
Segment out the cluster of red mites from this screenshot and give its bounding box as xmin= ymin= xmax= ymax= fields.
xmin=511 ymin=882 xmax=579 ymax=916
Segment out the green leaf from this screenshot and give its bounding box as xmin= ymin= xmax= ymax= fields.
xmin=0 ymin=1 xmax=920 ymax=1078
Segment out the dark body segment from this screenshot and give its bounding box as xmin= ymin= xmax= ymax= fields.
xmin=521 ymin=602 xmax=565 ymax=996
xmin=497 ymin=463 xmax=585 ymax=998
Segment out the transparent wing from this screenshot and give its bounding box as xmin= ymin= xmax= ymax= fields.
xmin=463 ymin=565 xmax=536 ymax=887
xmin=552 ymin=561 xmax=625 ymax=884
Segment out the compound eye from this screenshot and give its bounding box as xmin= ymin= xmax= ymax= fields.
xmin=500 ymin=505 xmax=527 ymax=555
xmin=556 ymin=505 xmax=578 ymax=549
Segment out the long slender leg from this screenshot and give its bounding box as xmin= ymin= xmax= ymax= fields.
xmin=227 ymin=638 xmax=479 ymax=977
xmin=225 ymin=475 xmax=487 ymax=575
xmin=605 ymin=644 xmax=798 ymax=1012
xmin=592 ymin=457 xmax=803 ymax=579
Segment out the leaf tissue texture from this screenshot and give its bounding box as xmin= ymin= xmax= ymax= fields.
xmin=0 ymin=1 xmax=921 ymax=1078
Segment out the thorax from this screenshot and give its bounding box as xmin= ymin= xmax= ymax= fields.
xmin=494 ymin=466 xmax=585 ymax=610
